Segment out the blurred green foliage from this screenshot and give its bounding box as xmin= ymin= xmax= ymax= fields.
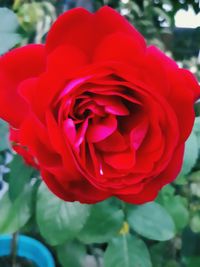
xmin=0 ymin=1 xmax=199 ymax=267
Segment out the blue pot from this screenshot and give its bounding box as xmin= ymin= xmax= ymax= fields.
xmin=0 ymin=235 xmax=55 ymax=267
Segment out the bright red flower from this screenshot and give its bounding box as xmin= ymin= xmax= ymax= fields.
xmin=0 ymin=7 xmax=199 ymax=204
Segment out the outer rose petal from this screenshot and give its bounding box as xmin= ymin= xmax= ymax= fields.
xmin=93 ymin=32 xmax=145 ymax=65
xmin=46 ymin=6 xmax=145 ymax=55
xmin=46 ymin=8 xmax=92 ymax=54
xmin=20 ymin=45 xmax=87 ymax=122
xmin=19 ymin=116 xmax=61 ymax=168
xmin=41 ymin=169 xmax=110 ymax=204
xmin=168 ymin=69 xmax=196 ymax=142
xmin=118 ymin=145 xmax=184 ymax=204
xmin=0 ymin=45 xmax=46 ymax=127
xmin=143 ymin=46 xmax=172 ymax=97
xmin=94 ymin=6 xmax=145 ymax=49
xmin=9 ymin=128 xmax=38 ymax=169
xmin=145 ymin=47 xmax=198 ymax=142
xmin=179 ymin=68 xmax=200 ymax=101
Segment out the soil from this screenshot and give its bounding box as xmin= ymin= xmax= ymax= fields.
xmin=0 ymin=256 xmax=38 ymax=267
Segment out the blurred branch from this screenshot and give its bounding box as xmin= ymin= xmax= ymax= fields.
xmin=61 ymin=0 xmax=94 ymax=12
xmin=76 ymin=0 xmax=94 ymax=11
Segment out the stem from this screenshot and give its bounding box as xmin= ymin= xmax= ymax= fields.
xmin=88 ymin=245 xmax=101 ymax=267
xmin=11 ymin=232 xmax=18 ymax=267
xmin=94 ymin=254 xmax=101 ymax=267
xmin=120 ymin=200 xmax=127 ymax=219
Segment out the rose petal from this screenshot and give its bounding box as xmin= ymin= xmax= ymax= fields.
xmin=118 ymin=145 xmax=184 ymax=204
xmin=95 ymin=7 xmax=145 ymax=49
xmin=20 ymin=115 xmax=61 ymax=168
xmin=46 ymin=6 xmax=145 ymax=56
xmin=104 ymin=149 xmax=135 ymax=170
xmin=0 ymin=44 xmax=46 ymax=127
xmin=42 ymin=169 xmax=110 ymax=203
xmin=46 ymin=8 xmax=92 ymax=54
xmin=63 ymin=118 xmax=76 ymax=144
xmin=93 ymin=95 xmax=129 ymax=116
xmin=26 ymin=45 xmax=88 ymax=122
xmin=95 ymin=130 xmax=128 ymax=152
xmin=58 ymin=75 xmax=91 ymax=101
xmin=86 ymin=115 xmax=117 ymax=143
xmin=87 ymin=142 xmax=101 ymax=177
xmin=168 ymin=68 xmax=197 ymax=142
xmin=130 ymin=119 xmax=149 ymax=150
xmin=179 ymin=68 xmax=200 ymax=101
xmin=94 ymin=32 xmax=145 ymax=66
xmin=77 ymin=102 xmax=105 ymax=117
xmin=75 ymin=118 xmax=89 ymax=148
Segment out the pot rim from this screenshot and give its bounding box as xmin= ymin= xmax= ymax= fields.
xmin=0 ymin=234 xmax=55 ymax=267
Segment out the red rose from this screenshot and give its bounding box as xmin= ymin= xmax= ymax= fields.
xmin=0 ymin=7 xmax=199 ymax=204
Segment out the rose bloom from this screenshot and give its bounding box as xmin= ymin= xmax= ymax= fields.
xmin=0 ymin=7 xmax=199 ymax=204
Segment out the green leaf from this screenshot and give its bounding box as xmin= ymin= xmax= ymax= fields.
xmin=0 ymin=33 xmax=21 ymax=55
xmin=150 ymin=242 xmax=169 ymax=267
xmin=127 ymin=202 xmax=175 ymax=241
xmin=165 ymin=260 xmax=180 ymax=267
xmin=36 ymin=182 xmax=90 ymax=246
xmin=159 ymin=195 xmax=189 ymax=231
xmin=185 ymin=257 xmax=200 ymax=267
xmin=194 ymin=117 xmax=200 ymax=148
xmin=160 ymin=185 xmax=175 ymax=196
xmin=181 ymin=228 xmax=200 ymax=257
xmin=188 ymin=171 xmax=200 ymax=182
xmin=0 ymin=188 xmax=32 ymax=234
xmin=56 ymin=240 xmax=86 ymax=267
xmin=0 ymin=119 xmax=9 ymax=151
xmin=78 ymin=200 xmax=124 ymax=244
xmin=0 ymin=8 xmax=21 ymax=55
xmin=190 ymin=182 xmax=200 ymax=197
xmin=8 ymin=155 xmax=34 ymax=201
xmin=104 ymin=234 xmax=152 ymax=267
xmin=0 ymin=8 xmax=19 ymax=32
xmin=150 ymin=242 xmax=181 ymax=267
xmin=181 ymin=131 xmax=198 ymax=175
xmin=190 ymin=214 xmax=200 ymax=233
xmin=158 ymin=189 xmax=189 ymax=232
xmin=129 ymin=2 xmax=142 ymax=16
xmin=174 ymin=174 xmax=187 ymax=185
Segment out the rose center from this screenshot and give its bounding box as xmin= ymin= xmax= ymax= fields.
xmin=54 ymin=78 xmax=149 ymax=178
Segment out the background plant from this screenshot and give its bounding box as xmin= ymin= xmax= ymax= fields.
xmin=0 ymin=1 xmax=199 ymax=267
